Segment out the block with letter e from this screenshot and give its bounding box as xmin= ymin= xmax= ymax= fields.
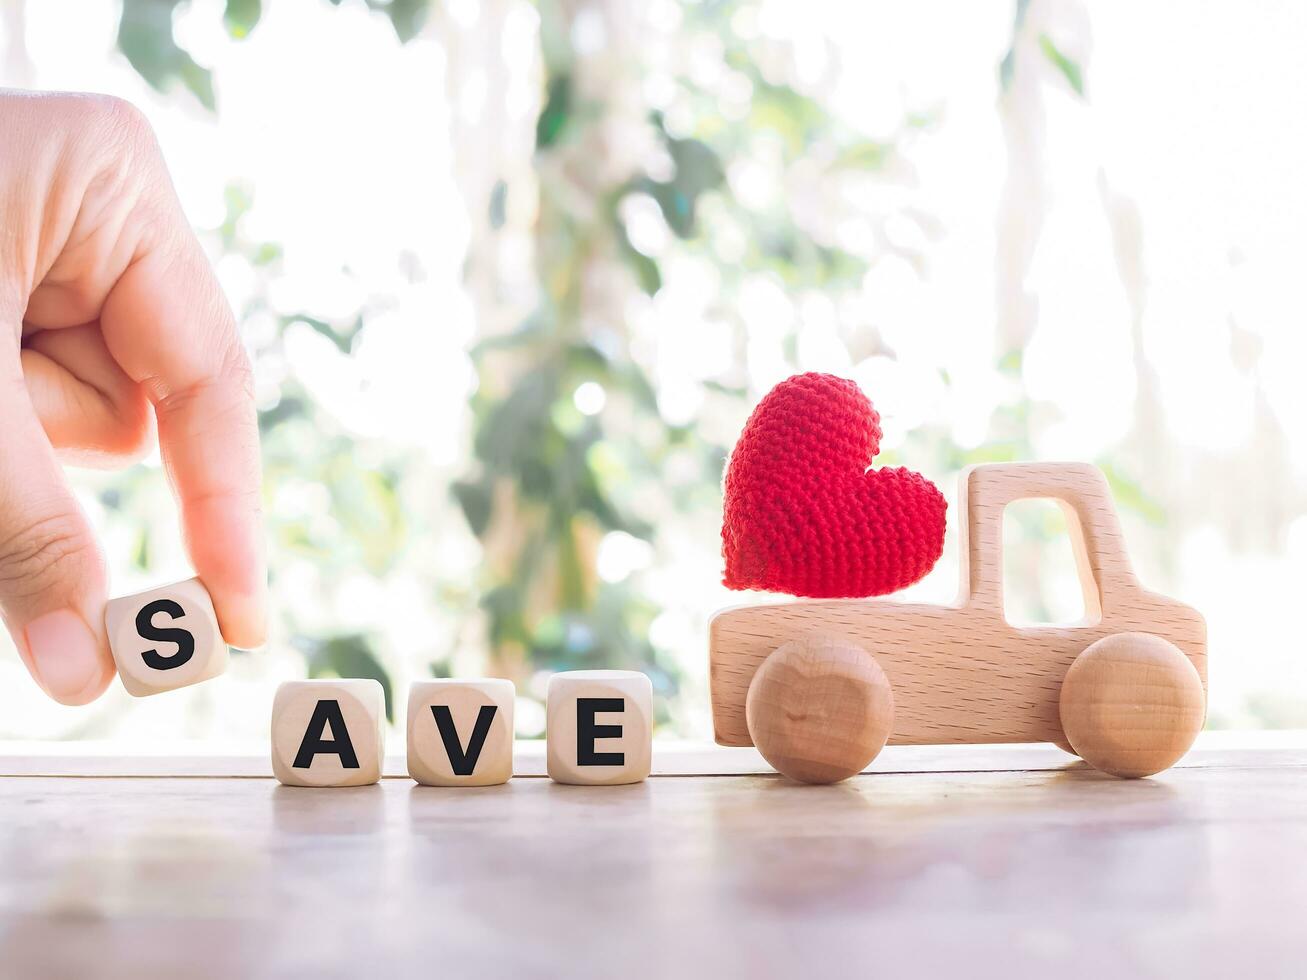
xmin=105 ymin=577 xmax=228 ymax=697
xmin=546 ymin=670 xmax=652 ymax=785
xmin=272 ymin=679 xmax=385 ymax=787
xmin=407 ymin=679 xmax=514 ymax=786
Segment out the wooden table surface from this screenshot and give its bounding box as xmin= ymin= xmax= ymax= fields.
xmin=1 ymin=734 xmax=1305 ymax=979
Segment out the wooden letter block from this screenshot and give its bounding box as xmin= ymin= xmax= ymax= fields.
xmin=272 ymin=679 xmax=385 ymax=787
xmin=546 ymin=670 xmax=652 ymax=785
xmin=105 ymin=577 xmax=228 ymax=698
xmin=407 ymin=679 xmax=514 ymax=786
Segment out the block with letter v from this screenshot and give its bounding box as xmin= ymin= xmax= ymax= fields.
xmin=407 ymin=679 xmax=515 ymax=786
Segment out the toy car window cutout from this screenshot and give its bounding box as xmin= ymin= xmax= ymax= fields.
xmin=1001 ymin=498 xmax=1092 ymax=627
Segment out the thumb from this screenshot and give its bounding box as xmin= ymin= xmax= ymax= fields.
xmin=0 ymin=349 xmax=115 ymax=704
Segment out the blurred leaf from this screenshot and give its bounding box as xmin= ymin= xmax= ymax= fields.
xmin=1038 ymin=33 xmax=1085 ymax=97
xmin=132 ymin=528 xmax=151 ymax=571
xmin=1098 ymin=461 xmax=1167 ymax=526
xmin=813 ymin=244 xmax=864 ymax=283
xmin=669 ymin=137 xmax=724 ymax=196
xmin=999 ymin=0 xmax=1033 ymax=91
xmin=117 ymin=0 xmax=216 ymax=111
xmin=746 ymin=76 xmax=826 ymax=154
xmin=940 ymin=441 xmax=1023 ymax=469
xmin=651 ymin=185 xmax=692 ymax=237
xmin=832 ymin=140 xmax=891 ymax=171
xmin=626 ymin=248 xmax=662 ymax=294
xmin=905 ymin=107 xmax=941 ymax=130
xmin=252 ymin=241 xmax=283 ymax=265
xmin=556 ymin=522 xmax=588 ymax=610
xmin=536 ymin=73 xmax=572 ymax=149
xmin=452 ymin=479 xmax=493 ymax=536
xmin=257 ymin=393 xmax=309 ymax=433
xmin=616 ymin=221 xmax=662 ymax=294
xmin=307 ymin=634 xmax=394 ymax=722
xmin=287 ymin=314 xmax=364 ymax=355
xmin=481 ymin=584 xmax=528 ymax=648
xmin=221 ymin=181 xmax=255 ymax=244
xmin=329 ymin=464 xmax=406 ymax=574
xmin=489 ymin=179 xmax=508 ymax=229
xmin=997 ymin=348 xmax=1024 ymax=377
xmin=638 ymin=138 xmax=723 ymax=239
xmin=373 ymin=0 xmax=429 ymax=43
xmin=475 ymin=370 xmax=557 ymax=474
xmin=224 ymin=0 xmax=261 ymax=38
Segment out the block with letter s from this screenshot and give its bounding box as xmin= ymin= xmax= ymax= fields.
xmin=105 ymin=577 xmax=228 ymax=697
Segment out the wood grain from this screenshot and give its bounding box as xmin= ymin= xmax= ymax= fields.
xmin=1059 ymin=631 xmax=1206 ymax=777
xmin=745 ymin=634 xmax=893 ymax=783
xmin=1 ymin=741 xmax=1304 ymax=980
xmin=710 ymin=462 xmax=1207 ymax=748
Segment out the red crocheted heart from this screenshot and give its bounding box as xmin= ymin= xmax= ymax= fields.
xmin=722 ymin=373 xmax=946 ymax=598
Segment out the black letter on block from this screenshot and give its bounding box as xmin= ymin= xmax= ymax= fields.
xmin=432 ymin=704 xmax=498 ymax=776
xmin=293 ymin=700 xmax=360 ymax=769
xmin=577 ymin=698 xmax=625 ymax=766
xmin=137 ymin=599 xmax=195 ymax=671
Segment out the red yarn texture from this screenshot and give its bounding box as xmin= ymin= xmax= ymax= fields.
xmin=722 ymin=373 xmax=947 ymax=598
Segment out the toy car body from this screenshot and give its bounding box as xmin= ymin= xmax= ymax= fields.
xmin=708 ymin=462 xmax=1207 ymax=780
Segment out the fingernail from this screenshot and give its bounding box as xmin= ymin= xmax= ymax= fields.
xmin=25 ymin=610 xmax=104 ymax=702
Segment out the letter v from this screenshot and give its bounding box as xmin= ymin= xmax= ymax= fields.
xmin=432 ymin=704 xmax=498 ymax=776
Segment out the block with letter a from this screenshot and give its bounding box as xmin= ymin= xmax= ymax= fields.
xmin=272 ymin=679 xmax=385 ymax=787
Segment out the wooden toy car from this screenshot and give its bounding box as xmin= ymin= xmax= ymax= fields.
xmin=708 ymin=462 xmax=1207 ymax=782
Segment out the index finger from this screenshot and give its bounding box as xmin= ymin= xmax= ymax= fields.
xmin=101 ymin=221 xmax=267 ymax=650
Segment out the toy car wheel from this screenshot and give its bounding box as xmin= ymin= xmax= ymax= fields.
xmin=1059 ymin=632 xmax=1205 ymax=778
xmin=745 ymin=633 xmax=894 ymax=784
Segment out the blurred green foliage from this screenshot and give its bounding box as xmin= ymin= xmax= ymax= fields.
xmin=999 ymin=0 xmax=1085 ymax=98
xmin=119 ymin=0 xmax=427 ymax=111
xmin=109 ymin=0 xmax=1122 ymax=734
xmin=118 ymin=0 xmax=216 ymax=108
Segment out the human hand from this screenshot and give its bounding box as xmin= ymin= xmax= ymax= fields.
xmin=0 ymin=91 xmax=266 ymax=704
